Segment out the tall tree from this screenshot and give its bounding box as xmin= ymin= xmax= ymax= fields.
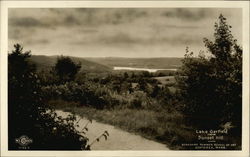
xmin=8 ymin=44 xmax=88 ymax=150
xmin=177 ymin=15 xmax=242 ymax=128
xmin=54 ymin=56 xmax=81 ymax=82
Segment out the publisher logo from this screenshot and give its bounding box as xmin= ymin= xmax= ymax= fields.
xmin=15 ymin=135 xmax=33 ymax=147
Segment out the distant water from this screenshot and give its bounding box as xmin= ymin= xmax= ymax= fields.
xmin=113 ymin=66 xmax=177 ymax=72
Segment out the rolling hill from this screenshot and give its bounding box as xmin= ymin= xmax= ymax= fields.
xmin=85 ymin=57 xmax=183 ymax=69
xmin=29 ymin=55 xmax=111 ymax=73
xmin=29 ymin=55 xmax=183 ymax=73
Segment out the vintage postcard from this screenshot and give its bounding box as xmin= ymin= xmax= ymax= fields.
xmin=0 ymin=1 xmax=249 ymax=157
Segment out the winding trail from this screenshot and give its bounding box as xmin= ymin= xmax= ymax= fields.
xmin=56 ymin=110 xmax=169 ymax=150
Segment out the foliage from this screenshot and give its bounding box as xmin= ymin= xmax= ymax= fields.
xmin=37 ymin=68 xmax=60 ymax=85
xmin=42 ymin=82 xmax=106 ymax=109
xmin=42 ymin=73 xmax=177 ymax=111
xmin=54 ymin=56 xmax=81 ymax=82
xmin=8 ymin=44 xmax=88 ymax=150
xmin=177 ymin=15 xmax=242 ymax=128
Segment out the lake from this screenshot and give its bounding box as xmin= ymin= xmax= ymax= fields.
xmin=113 ymin=66 xmax=177 ymax=73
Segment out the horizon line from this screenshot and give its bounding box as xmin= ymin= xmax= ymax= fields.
xmin=32 ymin=54 xmax=185 ymax=59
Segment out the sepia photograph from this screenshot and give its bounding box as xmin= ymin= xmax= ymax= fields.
xmin=1 ymin=1 xmax=249 ymax=156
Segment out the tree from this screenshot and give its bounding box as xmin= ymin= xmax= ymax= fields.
xmin=8 ymin=44 xmax=88 ymax=150
xmin=8 ymin=44 xmax=41 ymax=148
xmin=177 ymin=15 xmax=242 ymax=128
xmin=54 ymin=56 xmax=81 ymax=82
xmin=123 ymin=72 xmax=129 ymax=79
xmin=137 ymin=79 xmax=147 ymax=91
xmin=150 ymin=83 xmax=160 ymax=98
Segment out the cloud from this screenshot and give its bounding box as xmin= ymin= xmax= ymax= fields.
xmin=8 ymin=28 xmax=21 ymax=39
xmin=26 ymin=39 xmax=50 ymax=45
xmin=151 ymin=24 xmax=201 ymax=30
xmin=7 ymin=8 xmax=212 ymax=29
xmin=90 ymin=30 xmax=202 ymax=47
xmin=74 ymin=8 xmax=148 ymax=25
xmin=8 ymin=26 xmax=37 ymax=39
xmin=9 ymin=17 xmax=45 ymax=27
xmin=8 ymin=8 xmax=149 ymax=28
xmin=99 ymin=32 xmax=137 ymax=45
xmin=8 ymin=8 xmax=242 ymax=57
xmin=63 ymin=15 xmax=81 ymax=26
xmin=162 ymin=8 xmax=211 ymax=21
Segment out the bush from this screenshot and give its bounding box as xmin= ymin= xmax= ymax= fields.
xmin=42 ymin=82 xmax=106 ymax=109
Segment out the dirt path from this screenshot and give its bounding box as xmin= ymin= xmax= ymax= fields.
xmin=56 ymin=110 xmax=169 ymax=150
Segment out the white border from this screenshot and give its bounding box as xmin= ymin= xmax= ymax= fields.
xmin=1 ymin=1 xmax=249 ymax=157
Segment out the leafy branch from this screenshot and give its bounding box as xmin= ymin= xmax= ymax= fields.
xmin=88 ymin=130 xmax=109 ymax=147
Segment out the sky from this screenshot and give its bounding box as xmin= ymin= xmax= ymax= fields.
xmin=8 ymin=8 xmax=242 ymax=58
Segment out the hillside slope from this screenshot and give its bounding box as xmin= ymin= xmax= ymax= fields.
xmin=29 ymin=55 xmax=111 ymax=72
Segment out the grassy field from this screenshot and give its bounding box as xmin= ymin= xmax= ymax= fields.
xmin=154 ymin=76 xmax=176 ymax=85
xmin=154 ymin=76 xmax=177 ymax=93
xmin=51 ymin=101 xmax=196 ymax=150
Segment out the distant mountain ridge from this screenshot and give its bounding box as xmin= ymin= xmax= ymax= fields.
xmin=29 ymin=55 xmax=183 ymax=72
xmin=85 ymin=57 xmax=183 ymax=69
